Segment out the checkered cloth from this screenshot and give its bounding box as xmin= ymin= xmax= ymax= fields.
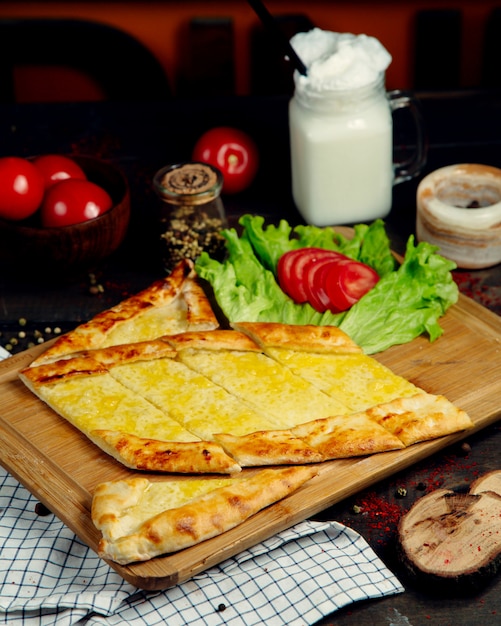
xmin=0 ymin=349 xmax=404 ymax=625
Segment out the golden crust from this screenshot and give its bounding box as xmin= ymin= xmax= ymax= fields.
xmin=233 ymin=321 xmax=362 ymax=354
xmin=92 ymin=466 xmax=318 ymax=564
xmin=367 ymin=393 xmax=473 ymax=446
xmin=163 ymin=329 xmax=261 ymax=353
xmin=20 ymin=355 xmax=107 ymax=387
xmin=182 ymin=274 xmax=221 ymax=331
xmin=91 ymin=430 xmax=241 ymax=474
xmin=291 ymin=413 xmax=405 ymax=459
xmin=21 ymin=325 xmax=473 ymax=476
xmin=213 ymin=430 xmax=325 ymax=466
xmin=20 ymin=340 xmax=176 ymax=386
xmin=30 ymin=259 xmax=219 ymax=367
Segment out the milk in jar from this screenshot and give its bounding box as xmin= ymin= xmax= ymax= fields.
xmin=289 ymin=29 xmax=394 ymax=226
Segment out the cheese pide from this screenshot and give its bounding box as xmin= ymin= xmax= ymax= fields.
xmin=18 ymin=264 xmax=473 ymax=565
xmin=20 ymin=324 xmax=472 ymax=474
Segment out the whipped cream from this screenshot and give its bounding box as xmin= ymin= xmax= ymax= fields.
xmin=290 ymin=28 xmax=392 ymax=91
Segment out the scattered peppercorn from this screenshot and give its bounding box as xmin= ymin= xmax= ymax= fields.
xmin=1 ymin=321 xmax=72 ymax=355
xmin=460 ymin=442 xmax=472 ymax=455
xmin=216 ymin=603 xmax=226 ymax=612
xmin=160 ymin=206 xmax=226 ymax=272
xmin=35 ymin=502 xmax=51 ymax=516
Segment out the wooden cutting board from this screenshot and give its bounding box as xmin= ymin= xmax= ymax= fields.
xmin=1 ymin=293 xmax=501 ymax=590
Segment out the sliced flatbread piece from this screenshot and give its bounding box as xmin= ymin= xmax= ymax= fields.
xmin=213 ymin=430 xmax=324 ymax=466
xmin=233 ymin=321 xmax=362 ymax=354
xmin=166 ymin=330 xmax=351 ymax=428
xmin=19 ymin=352 xmax=239 ymax=474
xmin=234 ymin=321 xmax=419 ymax=412
xmin=92 ymin=465 xmax=318 ymax=564
xmin=291 ymin=412 xmax=405 ymax=459
xmin=366 ymin=393 xmax=474 ymax=446
xmin=108 ymin=350 xmax=323 ymax=466
xmin=30 ymin=259 xmax=219 ymax=367
xmin=93 ymin=430 xmax=240 ymax=474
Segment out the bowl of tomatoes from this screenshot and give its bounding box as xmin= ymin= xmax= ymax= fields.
xmin=0 ymin=154 xmax=130 ymax=279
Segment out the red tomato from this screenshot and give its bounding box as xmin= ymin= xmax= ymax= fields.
xmin=303 ymin=257 xmax=350 ymax=312
xmin=192 ymin=126 xmax=258 ymax=194
xmin=41 ymin=179 xmax=113 ymax=227
xmin=277 ymin=249 xmax=309 ymax=302
xmin=0 ymin=156 xmax=45 ymax=221
xmin=277 ymin=248 xmax=344 ymax=304
xmin=323 ymin=260 xmax=380 ymax=312
xmin=33 ymin=154 xmax=86 ymax=189
xmin=277 ymin=247 xmax=379 ymax=312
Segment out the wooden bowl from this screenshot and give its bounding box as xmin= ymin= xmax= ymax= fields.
xmin=0 ymin=155 xmax=130 ymax=279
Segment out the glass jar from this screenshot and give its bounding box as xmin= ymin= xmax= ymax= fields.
xmin=153 ymin=162 xmax=227 ymax=273
xmin=289 ymin=72 xmax=426 ymax=226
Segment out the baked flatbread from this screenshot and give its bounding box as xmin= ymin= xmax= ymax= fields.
xmin=234 ymin=321 xmax=419 ymax=412
xmin=21 ymin=327 xmax=473 ymax=472
xmin=30 ymin=259 xmax=219 ymax=367
xmin=166 ymin=330 xmax=351 ymax=427
xmin=366 ymin=393 xmax=474 ymax=446
xmin=17 ymin=261 xmax=474 ymax=567
xmin=20 ymin=263 xmax=473 ymax=476
xmin=20 ymin=349 xmax=240 ymax=474
xmin=232 ymin=321 xmax=362 ymax=354
xmin=92 ymin=465 xmax=318 ymax=564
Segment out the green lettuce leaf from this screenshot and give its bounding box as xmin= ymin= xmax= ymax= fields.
xmin=195 ymin=214 xmax=458 ymax=354
xmin=338 ymin=235 xmax=458 ymax=353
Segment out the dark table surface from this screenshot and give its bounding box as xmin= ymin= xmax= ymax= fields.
xmin=1 ymin=89 xmax=501 ymax=626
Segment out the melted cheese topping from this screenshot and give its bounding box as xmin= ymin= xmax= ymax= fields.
xmin=38 ymin=373 xmax=199 ymax=442
xmin=102 ymin=303 xmax=188 ymax=347
xmin=177 ymin=349 xmax=349 ymax=428
xmin=110 ymin=358 xmax=278 ymax=438
xmin=266 ymin=348 xmax=418 ymax=411
xmin=119 ymin=478 xmax=236 ymax=534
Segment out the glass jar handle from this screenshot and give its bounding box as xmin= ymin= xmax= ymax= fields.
xmin=388 ymin=90 xmax=428 ymax=185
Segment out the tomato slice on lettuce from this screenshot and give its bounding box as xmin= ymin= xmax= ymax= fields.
xmin=277 ymin=247 xmax=379 ymax=312
xmin=303 ymin=257 xmax=345 ymax=312
xmin=277 ymin=248 xmax=343 ymax=304
xmin=277 ymin=249 xmax=306 ymax=302
xmin=324 ymin=260 xmax=380 ymax=312
xmin=307 ymin=258 xmax=350 ymax=312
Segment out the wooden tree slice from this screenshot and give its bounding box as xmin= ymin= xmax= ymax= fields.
xmin=398 ymin=470 xmax=501 ymax=593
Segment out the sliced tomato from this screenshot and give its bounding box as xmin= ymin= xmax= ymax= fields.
xmin=302 ymin=257 xmax=347 ymax=312
xmin=307 ymin=258 xmax=352 ymax=312
xmin=277 ymin=248 xmax=344 ymax=304
xmin=324 ymin=260 xmax=380 ymax=312
xmin=277 ymin=249 xmax=305 ymax=302
xmin=277 ymin=247 xmax=378 ymax=311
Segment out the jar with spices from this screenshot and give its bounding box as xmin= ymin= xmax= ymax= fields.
xmin=153 ymin=162 xmax=228 ymax=273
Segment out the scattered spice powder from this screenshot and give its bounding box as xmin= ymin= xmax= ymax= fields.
xmin=453 ymin=271 xmax=501 ymax=315
xmin=350 ymin=491 xmax=406 ymax=545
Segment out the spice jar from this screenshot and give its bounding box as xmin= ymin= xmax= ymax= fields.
xmin=153 ymin=162 xmax=227 ymax=273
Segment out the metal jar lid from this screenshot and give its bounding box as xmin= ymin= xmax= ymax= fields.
xmin=153 ymin=162 xmax=223 ymax=206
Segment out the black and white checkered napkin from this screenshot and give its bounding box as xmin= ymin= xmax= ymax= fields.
xmin=0 ymin=465 xmax=404 ymax=626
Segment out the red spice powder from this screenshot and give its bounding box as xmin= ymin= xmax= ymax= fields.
xmin=453 ymin=271 xmax=501 ymax=314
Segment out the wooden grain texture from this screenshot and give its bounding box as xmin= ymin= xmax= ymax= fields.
xmin=1 ymin=293 xmax=500 ymax=590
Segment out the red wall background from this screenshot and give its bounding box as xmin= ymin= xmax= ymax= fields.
xmin=0 ymin=1 xmax=498 ymax=100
